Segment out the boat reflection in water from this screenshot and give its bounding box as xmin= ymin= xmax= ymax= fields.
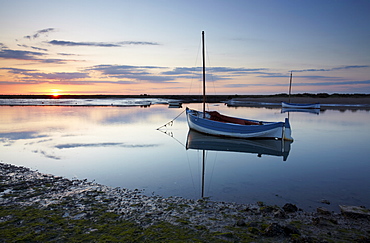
xmin=186 ymin=130 xmax=292 ymax=161
xmin=281 ymin=108 xmax=320 ymax=115
xmin=186 ymin=130 xmax=293 ymax=198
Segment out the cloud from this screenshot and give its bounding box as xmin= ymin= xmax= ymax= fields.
xmin=86 ymin=65 xmax=275 ymax=84
xmin=224 ymin=79 xmax=370 ymax=88
xmin=24 ymin=28 xmax=55 ymax=39
xmin=161 ymin=67 xmax=197 ymax=75
xmin=17 ymin=44 xmax=48 ymax=52
xmin=0 ymin=48 xmax=66 ymax=64
xmin=0 ymin=68 xmax=89 ymax=82
xmin=1 ymin=67 xmax=37 ymax=73
xmin=209 ymin=67 xmax=268 ymax=74
xmin=0 ymin=49 xmax=45 ymax=60
xmin=48 ymin=40 xmax=120 ymax=47
xmin=290 ymin=80 xmax=370 ymax=86
xmin=87 ymin=64 xmax=175 ymax=83
xmin=118 ymin=41 xmax=159 ymax=46
xmin=57 ymin=52 xmax=78 ymax=56
xmin=0 ymin=131 xmax=48 ymax=141
xmin=25 ymin=72 xmax=89 ymax=80
xmin=292 ymin=65 xmax=369 ymax=72
xmin=48 ymin=40 xmax=159 ymax=47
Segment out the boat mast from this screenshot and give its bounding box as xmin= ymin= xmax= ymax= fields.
xmin=202 ymin=31 xmax=206 ymax=118
xmin=288 ymin=71 xmax=292 ymax=103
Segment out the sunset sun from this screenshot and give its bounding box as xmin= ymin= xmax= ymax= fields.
xmin=50 ymin=89 xmax=62 ymax=97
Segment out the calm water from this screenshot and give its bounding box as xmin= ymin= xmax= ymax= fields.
xmin=1 ymin=102 xmax=369 ymax=212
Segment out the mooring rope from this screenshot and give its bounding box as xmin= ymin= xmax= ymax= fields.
xmin=156 ymin=109 xmax=186 ymax=130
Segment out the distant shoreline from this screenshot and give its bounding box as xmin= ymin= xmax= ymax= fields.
xmin=1 ymin=93 xmax=370 ymax=102
xmin=1 ymin=94 xmax=370 ymax=110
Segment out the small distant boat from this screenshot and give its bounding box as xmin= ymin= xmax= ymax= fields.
xmin=186 ymin=31 xmax=293 ymax=141
xmin=282 ymin=72 xmax=320 ymax=109
xmin=168 ymin=101 xmax=182 ymax=108
xmin=281 ymin=102 xmax=320 ymax=109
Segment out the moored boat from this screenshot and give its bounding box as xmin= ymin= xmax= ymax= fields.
xmin=282 ymin=102 xmax=320 ymax=109
xmin=186 ymin=108 xmax=293 ymax=140
xmin=282 ymin=72 xmax=321 ymax=109
xmin=186 ymin=31 xmax=293 ymax=141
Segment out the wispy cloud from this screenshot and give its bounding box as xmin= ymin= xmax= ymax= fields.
xmin=292 ymin=65 xmax=369 ymax=72
xmin=224 ymin=79 xmax=370 ymax=88
xmin=17 ymin=44 xmax=48 ymax=52
xmin=0 ymin=48 xmax=66 ymax=64
xmin=0 ymin=68 xmax=88 ymax=80
xmin=289 ymin=80 xmax=370 ymax=86
xmin=0 ymin=131 xmax=48 ymax=141
xmin=0 ymin=49 xmax=45 ymax=60
xmin=57 ymin=52 xmax=78 ymax=56
xmin=48 ymin=40 xmax=159 ymax=47
xmin=27 ymin=72 xmax=89 ymax=80
xmin=87 ymin=64 xmax=175 ymax=83
xmin=24 ymin=28 xmax=56 ymax=40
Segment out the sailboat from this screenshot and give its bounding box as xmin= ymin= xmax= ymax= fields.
xmin=281 ymin=72 xmax=320 ymax=109
xmin=186 ymin=31 xmax=293 ymax=141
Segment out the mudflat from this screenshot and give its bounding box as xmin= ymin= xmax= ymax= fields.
xmin=233 ymin=96 xmax=370 ymax=105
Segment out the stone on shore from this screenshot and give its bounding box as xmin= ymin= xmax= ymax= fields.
xmin=339 ymin=205 xmax=370 ymax=219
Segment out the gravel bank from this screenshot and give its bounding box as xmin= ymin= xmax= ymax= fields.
xmin=1 ymin=162 xmax=369 ymax=242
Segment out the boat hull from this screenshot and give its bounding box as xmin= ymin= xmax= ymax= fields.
xmin=282 ymin=102 xmax=320 ymax=109
xmin=186 ymin=108 xmax=293 ymax=140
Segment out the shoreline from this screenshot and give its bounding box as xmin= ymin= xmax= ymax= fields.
xmin=1 ymin=94 xmax=370 ymax=110
xmin=1 ymin=162 xmax=369 ymax=241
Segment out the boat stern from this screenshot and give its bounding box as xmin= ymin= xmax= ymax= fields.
xmin=283 ymin=118 xmax=294 ymax=141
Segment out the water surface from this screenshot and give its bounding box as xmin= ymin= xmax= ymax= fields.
xmin=1 ymin=102 xmax=369 ymax=211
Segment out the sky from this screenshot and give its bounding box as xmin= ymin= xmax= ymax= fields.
xmin=0 ymin=0 xmax=370 ymax=95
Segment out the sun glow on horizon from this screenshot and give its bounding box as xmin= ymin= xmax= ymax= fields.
xmin=50 ymin=89 xmax=62 ymax=97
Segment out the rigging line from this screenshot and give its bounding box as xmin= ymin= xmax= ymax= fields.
xmin=188 ymin=36 xmax=203 ymax=96
xmin=205 ymin=44 xmax=217 ymax=97
xmin=156 ymin=109 xmax=185 ymax=130
xmin=156 ymin=129 xmax=186 ymax=148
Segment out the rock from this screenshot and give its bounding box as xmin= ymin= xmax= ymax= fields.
xmin=321 ymin=199 xmax=331 ymax=205
xmin=339 ymin=205 xmax=370 ymax=219
xmin=283 ymin=224 xmax=300 ymax=236
xmin=257 ymin=201 xmax=264 ymax=206
xmin=317 ymin=207 xmax=332 ymax=216
xmin=236 ymin=219 xmax=246 ymax=226
xmin=260 ymin=206 xmax=275 ymax=213
xmin=283 ymin=203 xmax=298 ymax=213
xmin=273 ymin=209 xmax=287 ymax=219
xmin=312 ymin=216 xmax=338 ymax=226
xmin=264 ymin=223 xmax=284 ymax=237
